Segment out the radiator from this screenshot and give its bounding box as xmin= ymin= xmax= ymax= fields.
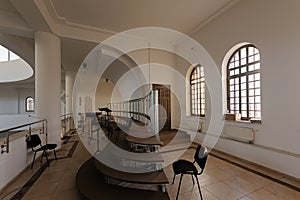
xmin=224 ymin=125 xmax=254 ymax=144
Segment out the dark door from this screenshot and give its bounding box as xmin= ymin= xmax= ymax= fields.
xmin=152 ymin=84 xmax=171 ymax=131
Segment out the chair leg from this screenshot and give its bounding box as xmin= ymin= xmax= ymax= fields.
xmin=195 ymin=175 xmax=203 ymax=200
xmin=53 ymin=149 xmax=57 ymax=160
xmin=40 ymin=151 xmax=44 ymax=166
xmin=172 ymin=174 xmax=176 ymax=184
xmin=176 ymin=174 xmax=183 ymax=200
xmin=44 ymin=150 xmax=50 ymax=167
xmin=191 ymin=174 xmax=195 ymax=185
xmin=31 ymin=152 xmax=36 ymax=169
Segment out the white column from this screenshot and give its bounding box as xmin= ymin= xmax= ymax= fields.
xmin=65 ymin=71 xmax=76 ymax=115
xmin=35 ymin=32 xmax=61 ymax=146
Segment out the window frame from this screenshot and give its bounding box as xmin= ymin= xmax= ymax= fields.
xmin=226 ymin=44 xmax=261 ymax=121
xmin=25 ymin=96 xmax=34 ymax=112
xmin=190 ymin=65 xmax=205 ymax=117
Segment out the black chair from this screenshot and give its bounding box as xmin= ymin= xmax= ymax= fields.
xmin=26 ymin=134 xmax=57 ymax=169
xmin=172 ymin=145 xmax=208 ymax=200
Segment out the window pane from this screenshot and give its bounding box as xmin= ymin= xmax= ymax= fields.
xmin=235 ymin=69 xmax=239 ymax=75
xmin=241 ymin=48 xmax=247 ymax=58
xmin=241 ymin=67 xmax=247 ymax=73
xmin=235 ymin=53 xmax=239 ymax=60
xmin=255 ymin=96 xmax=261 ymax=103
xmin=0 ymin=45 xmax=8 ymax=61
xmin=235 ymin=78 xmax=239 ymax=84
xmin=255 ymin=89 xmax=260 ymax=95
xmin=249 ymin=74 xmax=254 ymax=81
xmin=254 ymin=54 xmax=260 ymax=61
xmin=241 ymin=76 xmax=246 ymax=83
xmin=249 ymin=82 xmax=254 ymax=89
xmin=255 ymin=104 xmax=261 ymax=111
xmin=235 ymin=97 xmax=239 ymax=103
xmin=249 ymin=56 xmax=254 ymax=63
xmin=248 ymin=47 xmax=254 ymax=56
xmin=242 ymin=104 xmax=247 ymax=110
xmin=249 ymin=89 xmax=254 ymax=96
xmin=241 ymin=83 xmax=246 ymax=90
xmin=249 ymin=97 xmax=254 ymax=103
xmin=255 ymin=111 xmax=261 ymax=118
xmin=241 ymin=58 xmax=246 ymax=65
xmin=241 ymin=90 xmax=246 ymax=97
xmin=249 ymin=111 xmax=254 ymax=118
xmin=235 ymin=61 xmax=239 ymax=67
xmin=241 ymin=97 xmax=247 ymax=103
xmin=242 ymin=111 xmax=247 ymax=117
xmin=255 ymin=81 xmax=261 ymax=88
xmin=249 ymin=104 xmax=254 ymax=110
xmin=9 ymin=51 xmax=19 ymax=60
xmin=249 ymin=64 xmax=254 ymax=71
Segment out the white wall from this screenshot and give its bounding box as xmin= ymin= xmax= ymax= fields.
xmin=95 ymin=78 xmax=121 ymax=108
xmin=0 ymin=86 xmax=34 ymax=115
xmin=0 ymin=86 xmax=18 ymax=114
xmin=174 ymin=0 xmax=300 ymax=178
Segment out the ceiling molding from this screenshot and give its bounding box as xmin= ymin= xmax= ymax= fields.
xmin=188 ymin=0 xmax=241 ymax=36
xmin=47 ymin=0 xmax=117 ymax=36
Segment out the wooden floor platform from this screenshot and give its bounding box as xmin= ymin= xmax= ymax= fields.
xmin=76 ymin=158 xmax=170 ymax=200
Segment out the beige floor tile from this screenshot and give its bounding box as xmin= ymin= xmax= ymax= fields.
xmin=56 ymin=173 xmax=77 ymax=193
xmin=237 ymin=171 xmax=271 ymax=188
xmin=204 ymin=181 xmax=243 ymax=200
xmin=262 ymin=182 xmax=300 ymax=200
xmin=217 ymin=163 xmax=246 ymax=175
xmin=243 ymin=188 xmax=285 ymax=200
xmin=204 ymin=167 xmax=234 ymax=181
xmin=34 ymin=170 xmax=65 ymax=184
xmin=198 ymin=173 xmax=219 ymax=186
xmin=222 ymin=175 xmax=262 ymax=194
xmin=51 ymin=188 xmax=84 ymax=200
xmin=180 ymin=188 xmax=220 ymax=200
xmin=23 ymin=181 xmax=59 ymax=199
xmin=23 ymin=194 xmax=52 ymax=200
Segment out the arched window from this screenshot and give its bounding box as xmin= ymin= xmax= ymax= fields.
xmin=227 ymin=44 xmax=261 ymax=120
xmin=190 ymin=65 xmax=205 ymax=117
xmin=25 ymin=96 xmax=34 ymax=112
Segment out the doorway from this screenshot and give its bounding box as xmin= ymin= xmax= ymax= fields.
xmin=152 ymin=84 xmax=171 ymax=131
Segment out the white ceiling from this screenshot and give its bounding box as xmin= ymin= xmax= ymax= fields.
xmin=50 ymin=0 xmax=237 ymax=34
xmin=0 ymin=0 xmax=240 ymax=86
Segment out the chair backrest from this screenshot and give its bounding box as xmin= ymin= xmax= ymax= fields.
xmin=26 ymin=134 xmax=42 ymax=148
xmin=194 ymin=145 xmax=208 ymax=170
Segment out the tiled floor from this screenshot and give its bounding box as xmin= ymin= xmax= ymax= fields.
xmin=0 ymin=135 xmax=299 ymax=200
